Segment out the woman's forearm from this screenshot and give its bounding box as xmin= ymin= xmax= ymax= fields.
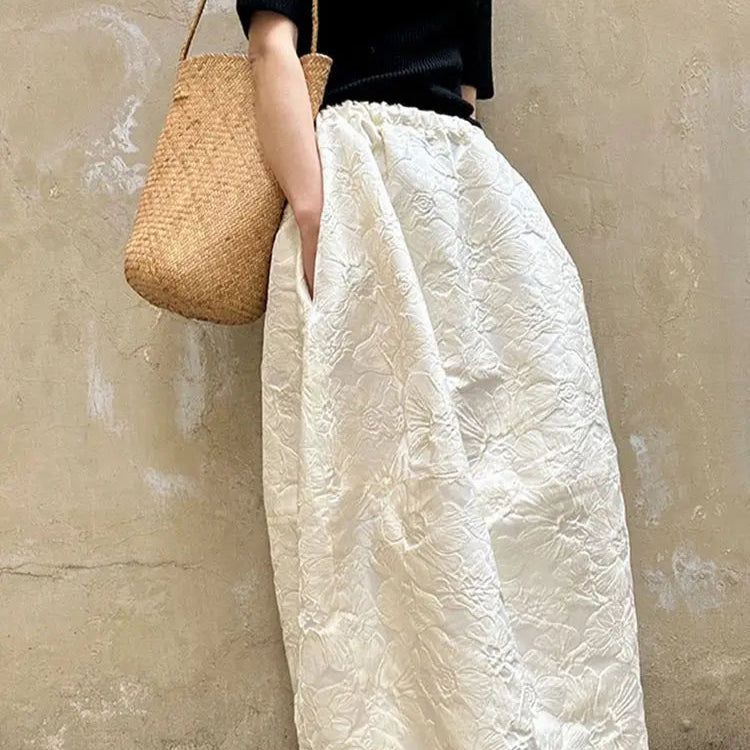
xmin=249 ymin=14 xmax=323 ymax=230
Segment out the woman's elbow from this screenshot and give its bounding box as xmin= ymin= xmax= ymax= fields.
xmin=247 ymin=12 xmax=297 ymax=63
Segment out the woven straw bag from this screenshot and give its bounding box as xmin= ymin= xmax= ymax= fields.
xmin=123 ymin=0 xmax=332 ymax=325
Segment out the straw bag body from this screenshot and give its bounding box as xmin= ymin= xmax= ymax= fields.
xmin=124 ymin=0 xmax=332 ymax=325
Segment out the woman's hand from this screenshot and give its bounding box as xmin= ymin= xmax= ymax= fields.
xmin=296 ymin=205 xmax=322 ymax=299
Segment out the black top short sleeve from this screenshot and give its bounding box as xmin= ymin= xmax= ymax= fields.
xmin=460 ymin=0 xmax=495 ymax=100
xmin=234 ymin=1 xmax=494 ymax=126
xmin=236 ymin=0 xmax=307 ymax=39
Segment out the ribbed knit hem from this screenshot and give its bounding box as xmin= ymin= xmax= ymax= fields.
xmin=318 ymin=99 xmax=485 ymax=140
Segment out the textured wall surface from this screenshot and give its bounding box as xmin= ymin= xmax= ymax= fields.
xmin=0 ymin=1 xmax=747 ymax=749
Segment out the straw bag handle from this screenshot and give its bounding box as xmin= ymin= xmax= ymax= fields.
xmin=180 ymin=0 xmax=321 ymax=60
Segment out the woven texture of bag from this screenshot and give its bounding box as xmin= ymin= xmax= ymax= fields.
xmin=124 ymin=0 xmax=332 ymax=325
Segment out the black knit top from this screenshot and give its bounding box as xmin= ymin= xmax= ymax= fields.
xmin=236 ymin=0 xmax=494 ymax=125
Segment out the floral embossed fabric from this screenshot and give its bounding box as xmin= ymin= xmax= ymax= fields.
xmin=260 ymin=100 xmax=649 ymax=750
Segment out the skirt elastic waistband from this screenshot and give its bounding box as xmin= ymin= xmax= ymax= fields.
xmin=317 ymin=99 xmax=480 ymax=142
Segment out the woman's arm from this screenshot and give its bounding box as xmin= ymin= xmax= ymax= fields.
xmin=248 ymin=10 xmax=322 ymax=297
xmin=460 ymin=0 xmax=494 ymax=108
xmin=461 ymin=85 xmax=478 ymax=115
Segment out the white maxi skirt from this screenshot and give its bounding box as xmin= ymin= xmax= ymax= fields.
xmin=260 ymin=100 xmax=649 ymax=750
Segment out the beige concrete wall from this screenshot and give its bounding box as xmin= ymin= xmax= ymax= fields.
xmin=0 ymin=1 xmax=747 ymax=748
